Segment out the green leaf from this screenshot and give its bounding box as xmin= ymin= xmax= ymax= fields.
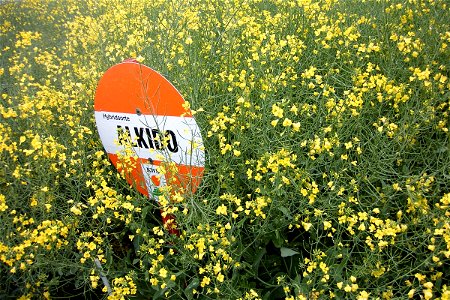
xmin=132 ymin=235 xmax=144 ymax=251
xmin=278 ymin=206 xmax=292 ymax=219
xmin=273 ymin=230 xmax=284 ymax=248
xmin=152 ymin=288 xmax=168 ymax=300
xmin=280 ymin=247 xmax=299 ymax=257
xmin=252 ymin=247 xmax=267 ymax=274
xmin=184 ymin=277 xmax=199 ymax=300
xmin=185 ymin=277 xmax=199 ymax=290
xmin=142 ymin=206 xmax=151 ymax=219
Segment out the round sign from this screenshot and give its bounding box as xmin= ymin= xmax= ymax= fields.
xmin=94 ymin=60 xmax=205 ymax=216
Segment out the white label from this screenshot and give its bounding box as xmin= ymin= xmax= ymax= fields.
xmin=141 ymin=163 xmax=166 ymax=202
xmin=95 ymin=111 xmax=205 ymax=167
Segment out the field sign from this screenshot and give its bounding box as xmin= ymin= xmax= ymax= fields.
xmin=94 ymin=60 xmax=205 ymax=228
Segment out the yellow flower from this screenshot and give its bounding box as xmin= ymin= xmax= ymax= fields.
xmin=423 ymin=282 xmax=433 ymax=289
xmin=415 ymin=273 xmax=426 ymax=282
xmin=282 ymin=118 xmax=292 ymax=127
xmin=159 ymin=268 xmax=168 ymax=278
xmin=43 ymin=291 xmax=50 ymax=300
xmin=90 ymin=275 xmax=99 ymax=289
xmin=70 ymin=205 xmax=82 ymax=216
xmin=371 ymin=262 xmax=386 ymax=278
xmin=272 ymin=104 xmax=284 ymax=118
xmin=150 ymin=277 xmax=158 ymax=286
xmin=216 ymin=204 xmax=228 ymax=215
xmin=423 ymin=289 xmax=433 ymax=300
xmin=357 ymin=291 xmax=370 ymax=300
xmin=200 ymin=276 xmax=210 ymax=287
xmin=302 ymin=222 xmax=312 ymax=231
xmin=0 ymin=194 xmax=8 ymax=212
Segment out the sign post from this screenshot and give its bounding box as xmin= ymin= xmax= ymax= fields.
xmin=94 ymin=60 xmax=205 ymax=234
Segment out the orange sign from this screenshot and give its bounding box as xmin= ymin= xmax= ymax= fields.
xmin=94 ymin=60 xmax=205 ymax=232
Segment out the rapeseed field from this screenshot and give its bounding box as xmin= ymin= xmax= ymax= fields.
xmin=1 ymin=0 xmax=449 ymax=299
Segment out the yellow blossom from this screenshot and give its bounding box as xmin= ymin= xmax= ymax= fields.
xmin=216 ymin=204 xmax=228 ymax=215
xmin=200 ymin=276 xmax=210 ymax=287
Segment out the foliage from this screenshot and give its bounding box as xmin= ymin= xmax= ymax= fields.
xmin=0 ymin=0 xmax=449 ymax=299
